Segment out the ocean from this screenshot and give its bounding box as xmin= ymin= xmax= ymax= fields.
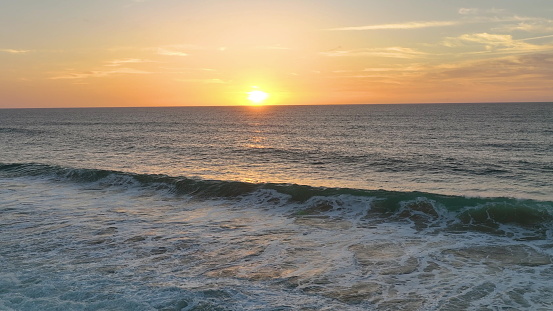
xmin=1 ymin=102 xmax=552 ymax=310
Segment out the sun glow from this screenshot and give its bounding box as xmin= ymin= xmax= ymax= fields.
xmin=247 ymin=88 xmax=270 ymax=105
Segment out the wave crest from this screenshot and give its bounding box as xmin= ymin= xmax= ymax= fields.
xmin=2 ymin=162 xmax=552 ymax=237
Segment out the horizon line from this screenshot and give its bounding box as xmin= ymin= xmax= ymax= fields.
xmin=1 ymin=101 xmax=551 ymax=109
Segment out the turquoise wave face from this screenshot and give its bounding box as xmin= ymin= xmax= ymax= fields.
xmin=2 ymin=162 xmax=552 ymax=238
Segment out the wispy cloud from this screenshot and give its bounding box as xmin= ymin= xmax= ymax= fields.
xmin=157 ymin=47 xmax=188 ymax=56
xmin=175 ymin=78 xmax=227 ymax=84
xmin=327 ymin=9 xmax=552 ymax=34
xmin=104 ymin=58 xmax=157 ymax=67
xmin=458 ymin=8 xmax=506 ymax=15
xmin=442 ymin=32 xmax=550 ymax=53
xmin=255 ymin=45 xmax=292 ymax=50
xmin=458 ymin=8 xmax=553 ymax=33
xmin=159 ymin=67 xmax=217 ymax=73
xmin=326 ymin=65 xmax=426 ymax=82
xmin=363 ymin=65 xmax=425 ymax=72
xmin=0 ymin=49 xmax=30 ymax=54
xmin=444 ymin=33 xmax=514 ymax=47
xmin=520 ymin=34 xmax=553 ymax=41
xmin=428 ymin=53 xmax=553 ymax=82
xmin=156 ymin=44 xmax=204 ymax=57
xmin=457 ymin=8 xmax=528 ymax=23
xmin=321 ymin=47 xmax=428 ymax=59
xmin=327 ymin=21 xmax=459 ymax=31
xmin=50 ymin=68 xmax=151 ymax=80
xmin=494 ymin=18 xmax=553 ymax=33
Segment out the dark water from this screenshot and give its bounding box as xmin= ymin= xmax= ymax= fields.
xmin=1 ymin=103 xmax=552 ymax=200
xmin=1 ymin=103 xmax=552 ymax=310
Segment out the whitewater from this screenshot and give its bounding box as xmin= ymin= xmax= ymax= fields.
xmin=1 ymin=103 xmax=552 ymax=310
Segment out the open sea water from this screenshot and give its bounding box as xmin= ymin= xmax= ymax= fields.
xmin=1 ymin=102 xmax=552 ymax=310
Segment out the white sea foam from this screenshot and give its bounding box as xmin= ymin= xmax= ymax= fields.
xmin=1 ymin=176 xmax=552 ymax=310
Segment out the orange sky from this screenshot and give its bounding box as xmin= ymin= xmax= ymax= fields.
xmin=1 ymin=0 xmax=553 ymax=108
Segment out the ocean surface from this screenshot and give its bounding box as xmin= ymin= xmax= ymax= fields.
xmin=1 ymin=102 xmax=552 ymax=310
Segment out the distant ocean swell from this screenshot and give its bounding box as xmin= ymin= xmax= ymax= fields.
xmin=2 ymin=162 xmax=551 ymax=238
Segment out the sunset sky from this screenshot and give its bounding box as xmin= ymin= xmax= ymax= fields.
xmin=1 ymin=0 xmax=553 ymax=107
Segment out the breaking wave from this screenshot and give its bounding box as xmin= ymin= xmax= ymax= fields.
xmin=2 ymin=162 xmax=552 ymax=238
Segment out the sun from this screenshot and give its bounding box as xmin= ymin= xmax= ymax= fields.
xmin=247 ymin=88 xmax=269 ymax=105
